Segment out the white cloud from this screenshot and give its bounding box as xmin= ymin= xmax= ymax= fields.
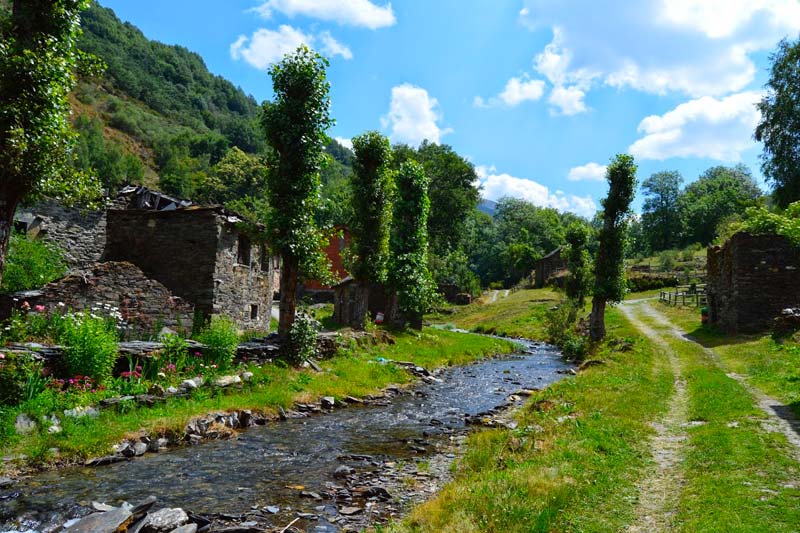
xmin=520 ymin=0 xmax=800 ymax=97
xmin=230 ymin=25 xmax=312 ymax=70
xmin=319 ymin=31 xmax=353 ymax=60
xmin=629 ymin=90 xmax=762 ymax=161
xmin=382 ymin=84 xmax=452 ymax=146
xmin=568 ymin=162 xmax=607 ymax=182
xmin=548 ymin=85 xmax=588 ymax=116
xmin=334 ymin=136 xmax=353 ymax=150
xmin=474 ymin=76 xmax=546 ymax=108
xmin=253 ymin=0 xmax=396 ymax=29
xmin=230 ymin=26 xmax=352 ymax=69
xmin=476 ymin=165 xmax=597 ymax=217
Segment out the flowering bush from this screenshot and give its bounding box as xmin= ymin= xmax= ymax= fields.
xmin=284 ymin=313 xmax=319 ymax=365
xmin=59 ymin=311 xmax=119 ymax=384
xmin=195 ymin=316 xmax=238 ymax=371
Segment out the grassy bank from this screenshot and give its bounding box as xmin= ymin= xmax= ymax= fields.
xmin=393 ymin=307 xmax=674 ymax=532
xmin=0 ymin=328 xmax=515 ymax=474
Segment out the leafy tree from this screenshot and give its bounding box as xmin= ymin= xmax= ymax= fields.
xmin=349 ymin=131 xmax=393 ymax=284
xmin=0 ymin=0 xmax=101 ymax=287
xmin=641 ymin=170 xmax=683 ymax=252
xmin=678 ymin=164 xmax=762 ymax=246
xmin=590 ymin=154 xmax=637 ymax=341
xmin=204 ymin=146 xmax=268 ymax=204
xmin=260 ymin=46 xmax=333 ymax=338
xmin=389 ymin=161 xmax=434 ymax=329
xmin=756 ymin=38 xmax=800 ymax=208
xmin=73 ymin=114 xmax=144 ymax=191
xmin=564 ymin=222 xmax=592 ymax=308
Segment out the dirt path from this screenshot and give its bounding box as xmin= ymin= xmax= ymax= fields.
xmin=637 ymin=303 xmax=800 ymax=463
xmin=620 ymin=303 xmax=688 ymax=532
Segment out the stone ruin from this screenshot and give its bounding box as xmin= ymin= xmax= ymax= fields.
xmin=535 ymin=246 xmax=567 ymax=288
xmin=707 ymin=232 xmax=800 ymax=333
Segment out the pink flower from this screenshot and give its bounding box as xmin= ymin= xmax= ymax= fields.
xmin=0 ymin=353 xmax=5 ymax=360
xmin=21 ymin=301 xmax=30 ymax=310
xmin=34 ymin=305 xmax=46 ymax=313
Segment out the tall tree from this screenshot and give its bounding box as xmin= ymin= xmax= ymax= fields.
xmin=348 ymin=131 xmax=394 ymax=326
xmin=260 ymin=46 xmax=332 ymax=338
xmin=0 ymin=0 xmax=100 ymax=286
xmin=640 ymin=170 xmax=683 ymax=252
xmin=679 ymin=164 xmax=761 ymax=246
xmin=590 ymin=154 xmax=637 ymax=341
xmin=564 ymin=222 xmax=592 ymax=309
xmin=389 ymin=161 xmax=433 ymax=329
xmin=756 ymin=38 xmax=800 ymax=208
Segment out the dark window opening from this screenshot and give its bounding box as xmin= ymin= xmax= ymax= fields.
xmin=237 ymin=235 xmax=251 ymax=266
xmin=250 ymin=304 xmax=259 ymax=320
xmin=260 ymin=246 xmax=270 ymax=272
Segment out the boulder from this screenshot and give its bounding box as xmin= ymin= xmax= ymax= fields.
xmin=141 ymin=508 xmax=188 ymax=532
xmin=213 ymin=375 xmax=239 ymax=388
xmin=15 ymin=414 xmax=36 ymax=435
xmin=65 ymin=508 xmax=133 ymax=532
xmin=64 ymin=406 xmax=99 ymax=418
xmin=321 ymin=396 xmax=336 ymax=409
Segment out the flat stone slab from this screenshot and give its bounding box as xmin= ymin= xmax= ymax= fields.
xmin=65 ymin=508 xmax=134 ymax=532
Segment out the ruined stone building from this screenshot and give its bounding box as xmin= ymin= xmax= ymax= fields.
xmin=535 ymin=247 xmax=567 ymax=288
xmin=707 ymin=232 xmax=800 ymax=333
xmin=9 ymin=187 xmax=277 ymax=333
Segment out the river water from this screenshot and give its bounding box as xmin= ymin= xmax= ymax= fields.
xmin=0 ymin=339 xmax=570 ymax=532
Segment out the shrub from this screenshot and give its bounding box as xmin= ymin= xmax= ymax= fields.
xmin=284 ymin=313 xmax=319 ymax=365
xmin=0 ymin=233 xmax=66 ymax=293
xmin=195 ymin=316 xmax=239 ymax=371
xmin=626 ymin=273 xmax=679 ymax=293
xmin=160 ymin=332 xmax=189 ymax=372
xmin=58 ymin=311 xmax=119 ymax=384
xmin=544 ymin=302 xmax=589 ymax=360
xmin=658 ymin=250 xmax=677 ymax=272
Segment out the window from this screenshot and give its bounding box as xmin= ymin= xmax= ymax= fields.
xmin=237 ymin=235 xmax=251 ymax=266
xmin=250 ymin=304 xmax=259 ymax=320
xmin=260 ymin=246 xmax=270 ymax=272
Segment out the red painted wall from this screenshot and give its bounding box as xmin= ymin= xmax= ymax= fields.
xmin=304 ymin=226 xmax=350 ymax=290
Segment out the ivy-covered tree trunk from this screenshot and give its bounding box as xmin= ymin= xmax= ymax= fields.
xmin=278 ymin=255 xmax=299 ymax=338
xmin=0 ymin=187 xmax=21 ymax=288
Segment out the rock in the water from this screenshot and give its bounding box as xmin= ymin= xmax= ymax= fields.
xmin=265 ymin=506 xmax=279 ymax=514
xmin=321 ymin=396 xmax=335 ymax=409
xmin=133 ymin=441 xmax=148 ymax=456
xmin=333 ymin=465 xmax=354 ymax=478
xmin=0 ymin=476 xmax=15 ymax=488
xmin=142 ymin=508 xmax=188 ymax=532
xmin=167 ymin=525 xmax=196 ymax=533
xmin=339 ymin=506 xmax=362 ymax=516
xmin=15 ymin=414 xmax=36 ymax=434
xmin=130 ymin=495 xmax=158 ymax=519
xmin=64 ymin=406 xmax=99 ymax=418
xmin=85 ymin=455 xmax=127 ymax=467
xmin=65 ymin=508 xmax=133 ymax=532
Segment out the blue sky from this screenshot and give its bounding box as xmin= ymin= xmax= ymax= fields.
xmin=98 ymin=0 xmax=800 ymax=217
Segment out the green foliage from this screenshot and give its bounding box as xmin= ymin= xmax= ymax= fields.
xmin=626 ymin=273 xmax=679 ymax=292
xmin=0 ymin=352 xmax=47 ymax=406
xmin=390 ymin=161 xmax=435 ymax=322
xmin=564 ymin=222 xmax=592 ymax=307
xmin=658 ymin=250 xmax=677 ymax=272
xmin=261 ymin=46 xmax=332 ymax=284
xmin=195 ymin=315 xmax=238 ymax=371
xmin=59 ymin=311 xmax=119 ymax=384
xmin=284 ymin=313 xmax=320 ymax=365
xmin=73 ymin=114 xmax=144 ymax=191
xmin=0 ymin=233 xmax=66 ymax=293
xmin=593 ymin=154 xmax=637 ymax=303
xmin=544 ymin=302 xmax=589 ymax=360
xmin=641 ymin=170 xmax=683 ymax=252
xmin=0 ymin=0 xmax=102 ymax=232
xmin=756 ymin=37 xmax=800 ymax=208
xmin=730 ymin=201 xmax=800 ymax=246
xmin=349 ymin=131 xmax=394 ymax=284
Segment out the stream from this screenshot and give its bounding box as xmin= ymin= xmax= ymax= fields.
xmin=0 ymin=339 xmax=571 ymax=532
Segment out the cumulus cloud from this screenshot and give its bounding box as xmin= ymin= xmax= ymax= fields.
xmin=382 ymin=84 xmax=452 ymax=146
xmin=519 ymin=0 xmax=800 ymax=97
xmin=476 ymin=165 xmax=597 ymax=217
xmin=568 ymin=162 xmax=607 ymax=182
xmin=334 ymin=136 xmax=354 ymax=150
xmin=548 ymin=85 xmax=588 ymax=116
xmin=230 ymin=26 xmax=351 ymax=69
xmin=253 ymin=0 xmax=396 ymax=29
xmin=628 ymin=90 xmax=762 ymax=161
xmin=319 ymin=31 xmax=353 ymax=60
xmin=474 ymin=76 xmax=546 ymax=108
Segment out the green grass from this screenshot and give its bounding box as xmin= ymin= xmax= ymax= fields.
xmin=392 ymin=307 xmax=674 ymax=532
xmin=636 ymin=308 xmax=800 ymax=532
xmin=430 ymin=288 xmax=561 ymax=339
xmin=0 ymin=328 xmax=514 ymax=473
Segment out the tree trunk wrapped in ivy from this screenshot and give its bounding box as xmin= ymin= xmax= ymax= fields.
xmin=260 ymin=46 xmax=332 ymax=338
xmin=347 ymin=131 xmax=393 ymax=327
xmin=564 ymin=222 xmax=592 ymax=310
xmin=0 ymin=0 xmax=101 ymax=286
xmin=389 ymin=161 xmax=433 ymax=330
xmin=590 ymin=154 xmax=637 ymax=341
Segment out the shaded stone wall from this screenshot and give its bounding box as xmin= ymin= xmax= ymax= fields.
xmin=535 ymin=247 xmax=567 ymax=288
xmin=0 ymin=262 xmax=194 ymax=337
xmin=213 ymin=223 xmax=273 ymax=331
xmin=707 ymin=232 xmax=800 ymax=333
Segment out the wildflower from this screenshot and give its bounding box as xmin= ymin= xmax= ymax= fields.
xmin=0 ymin=353 xmax=5 ymax=360
xmin=34 ymin=305 xmax=46 ymax=313
xmin=21 ymin=301 xmax=30 ymax=310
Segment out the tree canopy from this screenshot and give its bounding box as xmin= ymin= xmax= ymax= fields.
xmin=641 ymin=170 xmax=683 ymax=252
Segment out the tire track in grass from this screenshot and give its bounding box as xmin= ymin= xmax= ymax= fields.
xmin=639 ymin=303 xmax=800 ymax=463
xmin=620 ymin=302 xmax=688 ymax=532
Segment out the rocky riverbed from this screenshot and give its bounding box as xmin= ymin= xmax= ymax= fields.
xmin=0 ymin=340 xmax=571 ymax=532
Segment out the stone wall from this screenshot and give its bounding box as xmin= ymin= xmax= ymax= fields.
xmin=535 ymin=247 xmax=567 ymax=288
xmin=707 ymin=232 xmax=800 ymax=333
xmin=0 ymin=262 xmax=194 ymax=337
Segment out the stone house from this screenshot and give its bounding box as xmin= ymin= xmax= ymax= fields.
xmin=535 ymin=247 xmax=567 ymax=288
xmin=104 ymin=206 xmax=275 ymax=331
xmin=707 ymin=232 xmax=800 ymax=333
